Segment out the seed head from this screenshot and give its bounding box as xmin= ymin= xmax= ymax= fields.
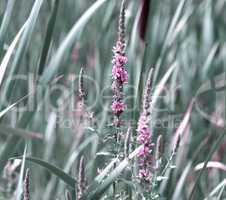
xmin=78 ymin=68 xmax=85 ymax=101
xmin=118 ymin=0 xmax=126 ymax=43
xmin=23 ymin=169 xmax=30 ymax=200
xmin=77 ymin=156 xmax=87 ymax=200
xmin=142 ymin=67 xmax=154 ymax=113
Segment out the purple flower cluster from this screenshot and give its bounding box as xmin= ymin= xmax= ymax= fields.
xmin=111 ymin=101 xmax=126 ymax=115
xmin=138 ymin=169 xmax=150 ymax=179
xmin=112 ymin=56 xmax=128 ymax=83
xmin=111 ymin=40 xmax=128 ymax=125
xmin=137 ymin=114 xmax=151 ymax=144
xmin=136 ymin=68 xmax=154 ymax=182
xmin=137 ymin=112 xmax=153 ymax=182
xmin=111 ymin=0 xmax=128 ymax=127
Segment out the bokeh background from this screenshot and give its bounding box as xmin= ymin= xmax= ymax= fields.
xmin=0 ymin=0 xmax=225 ymax=199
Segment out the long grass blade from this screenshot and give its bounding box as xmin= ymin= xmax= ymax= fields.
xmin=38 ymin=0 xmax=60 ymax=75
xmin=12 ymin=156 xmax=76 ymax=188
xmin=0 ymin=22 xmax=27 ymax=88
xmin=40 ymin=0 xmax=108 ymax=84
xmin=15 ymin=144 xmax=27 ymax=200
xmin=188 ymin=129 xmax=226 ymax=200
xmin=204 ymin=179 xmax=226 ymax=200
xmin=0 ymin=125 xmax=43 ymax=140
xmin=81 ymin=145 xmax=143 ymax=200
xmin=0 ymin=94 xmax=29 ymax=118
xmin=0 ymin=0 xmax=16 ymax=45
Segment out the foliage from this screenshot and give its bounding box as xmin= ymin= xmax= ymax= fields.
xmin=0 ymin=0 xmax=225 ymax=199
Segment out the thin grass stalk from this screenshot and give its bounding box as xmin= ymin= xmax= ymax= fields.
xmin=65 ymin=190 xmax=72 ymax=200
xmin=23 ymin=169 xmax=30 ymax=200
xmin=188 ymin=128 xmax=226 ymax=200
xmin=77 ymin=156 xmax=87 ymax=200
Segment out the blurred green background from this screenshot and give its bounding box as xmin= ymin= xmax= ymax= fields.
xmin=0 ymin=0 xmax=225 ymax=199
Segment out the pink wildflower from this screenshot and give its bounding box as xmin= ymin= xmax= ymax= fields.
xmin=112 ymin=54 xmax=128 ymax=66
xmin=111 ymin=1 xmax=128 ymax=127
xmin=137 ymin=113 xmax=152 ymax=144
xmin=136 ymin=68 xmax=154 ymax=183
xmin=111 ymin=101 xmax=126 ymax=115
xmin=137 ymin=131 xmax=151 ymax=144
xmin=138 ymin=169 xmax=150 ymax=179
xmin=138 ymin=146 xmax=150 ymax=157
xmin=113 ymin=41 xmax=125 ymax=53
xmin=112 ymin=65 xmax=128 ymax=83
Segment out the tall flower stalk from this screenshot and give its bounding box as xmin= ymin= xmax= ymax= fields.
xmin=77 ymin=156 xmax=87 ymax=200
xmin=111 ymin=0 xmax=128 ymax=128
xmin=137 ymin=67 xmax=154 ymax=184
xmin=23 ymin=169 xmax=30 ymax=200
xmin=111 ymin=1 xmax=128 ymax=197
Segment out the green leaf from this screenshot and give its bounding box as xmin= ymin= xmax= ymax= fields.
xmin=163 ymin=0 xmax=187 ymax=52
xmin=172 ymin=162 xmax=192 ymax=200
xmin=81 ymin=146 xmax=143 ymax=200
xmin=201 ymin=43 xmax=219 ymax=80
xmin=188 ymin=129 xmax=226 ymax=200
xmin=0 ymin=108 xmax=36 ymax=172
xmin=0 ymin=0 xmax=16 ymax=55
xmin=0 ymin=94 xmax=29 ymax=118
xmin=39 ymin=0 xmax=108 ymax=84
xmin=0 ymin=125 xmax=43 ymax=140
xmin=64 ymin=135 xmax=98 ymax=173
xmin=0 ymin=21 xmax=26 ymax=88
xmin=13 ymin=156 xmax=76 ymax=188
xmin=153 ymin=0 xmax=188 ymax=84
xmin=1 ymin=0 xmax=45 ymax=105
xmin=204 ymin=179 xmax=226 ymax=199
xmin=38 ymin=0 xmax=60 ymax=75
xmin=15 ymin=145 xmax=27 ymax=200
xmin=152 ymin=62 xmax=177 ymax=106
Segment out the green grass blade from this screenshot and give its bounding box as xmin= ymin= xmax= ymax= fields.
xmin=1 ymin=0 xmax=44 ymax=103
xmin=204 ymin=179 xmax=226 ymax=199
xmin=81 ymin=146 xmax=143 ymax=200
xmin=163 ymin=0 xmax=187 ymax=52
xmin=0 ymin=94 xmax=29 ymax=118
xmin=39 ymin=0 xmax=108 ymax=84
xmin=0 ymin=0 xmax=16 ymax=54
xmin=15 ymin=144 xmax=27 ymax=200
xmin=0 ymin=110 xmax=36 ymax=172
xmin=188 ymin=128 xmax=226 ymax=200
xmin=38 ymin=0 xmax=60 ymax=75
xmin=201 ymin=43 xmax=219 ymax=80
xmin=216 ymin=183 xmax=225 ymax=200
xmin=64 ymin=135 xmax=98 ymax=173
xmin=13 ymin=156 xmax=76 ymax=188
xmin=153 ymin=0 xmax=187 ymax=83
xmin=0 ymin=22 xmax=27 ymax=88
xmin=0 ymin=125 xmax=43 ymax=140
xmin=172 ymin=162 xmax=192 ymax=200
xmin=152 ymin=62 xmax=177 ymax=106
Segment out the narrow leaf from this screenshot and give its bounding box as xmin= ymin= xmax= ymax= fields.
xmin=194 ymin=161 xmax=226 ymax=171
xmin=15 ymin=145 xmax=27 ymax=200
xmin=0 ymin=94 xmax=29 ymax=118
xmin=152 ymin=62 xmax=177 ymax=106
xmin=0 ymin=125 xmax=43 ymax=140
xmin=40 ymin=0 xmax=108 ymax=84
xmin=38 ymin=0 xmax=60 ymax=75
xmin=13 ymin=157 xmax=76 ymax=188
xmin=0 ymin=21 xmax=27 ymax=87
xmin=81 ymin=146 xmax=143 ymax=200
